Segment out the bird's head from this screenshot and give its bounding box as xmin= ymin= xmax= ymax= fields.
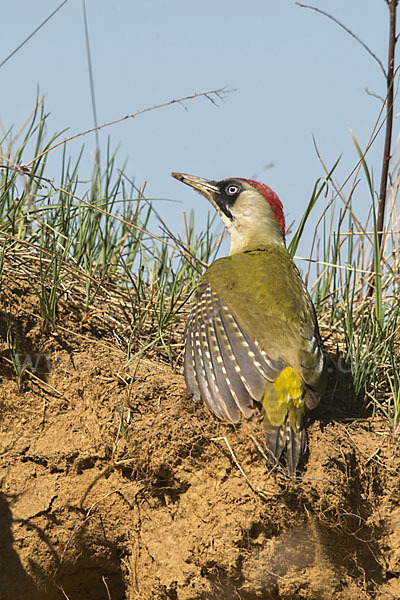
xmin=172 ymin=172 xmax=286 ymax=255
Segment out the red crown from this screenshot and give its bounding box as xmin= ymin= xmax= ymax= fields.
xmin=238 ymin=179 xmax=285 ymax=236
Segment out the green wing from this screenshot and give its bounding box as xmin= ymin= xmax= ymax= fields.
xmin=184 ymin=248 xmax=325 ymax=424
xmin=184 ymin=282 xmax=285 ymax=422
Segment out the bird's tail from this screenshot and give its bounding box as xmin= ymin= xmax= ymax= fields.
xmin=261 ymin=366 xmax=308 ymax=475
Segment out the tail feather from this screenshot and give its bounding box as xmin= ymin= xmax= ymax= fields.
xmin=262 ymin=366 xmax=308 ymax=475
xmin=263 ymin=418 xmax=306 ymax=475
xmin=264 ymin=422 xmax=287 ymax=467
xmin=285 ymin=422 xmax=307 ymax=475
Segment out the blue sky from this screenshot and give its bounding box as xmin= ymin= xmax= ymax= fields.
xmin=0 ymin=1 xmax=394 ymax=256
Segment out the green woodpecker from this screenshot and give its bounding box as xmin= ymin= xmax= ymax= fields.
xmin=172 ymin=173 xmax=326 ymax=474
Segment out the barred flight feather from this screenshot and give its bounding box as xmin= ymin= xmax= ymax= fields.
xmin=197 ymin=290 xmax=240 ymax=420
xmin=194 ymin=313 xmax=229 ymax=420
xmin=204 ymin=320 xmax=244 ymax=422
xmin=183 ymin=316 xmax=200 ymax=401
xmin=213 ymin=316 xmax=254 ymax=418
xmin=199 ymin=314 xmax=242 ymax=422
xmin=238 ymin=321 xmax=285 ymax=380
xmin=184 ymin=284 xmax=296 ymax=421
xmin=256 ymin=339 xmax=286 ymax=376
xmin=191 ymin=327 xmax=225 ymax=419
xmin=219 ymin=309 xmax=266 ymax=400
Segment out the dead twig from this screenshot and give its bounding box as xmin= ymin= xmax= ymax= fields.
xmin=23 ymin=88 xmax=230 ymax=168
xmin=297 ymin=1 xmax=399 ymax=294
xmin=213 ymin=435 xmax=278 ymax=500
xmin=296 ymin=3 xmax=387 ymax=77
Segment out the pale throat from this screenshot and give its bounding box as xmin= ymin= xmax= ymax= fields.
xmin=222 ymin=190 xmax=285 ymax=254
xmin=227 ymin=213 xmax=285 ymax=255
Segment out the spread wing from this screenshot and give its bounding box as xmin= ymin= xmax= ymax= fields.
xmin=184 ymin=283 xmax=286 ymax=423
xmin=184 ymin=277 xmax=325 ymax=423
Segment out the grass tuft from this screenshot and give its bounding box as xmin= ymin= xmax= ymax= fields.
xmin=1 ymin=101 xmax=399 ymax=432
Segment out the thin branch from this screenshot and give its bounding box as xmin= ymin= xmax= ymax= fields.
xmin=204 ymin=93 xmax=219 ymax=107
xmin=377 ymin=0 xmax=398 ymax=247
xmin=365 ymin=87 xmax=385 ymax=102
xmin=23 ymin=88 xmax=229 ymax=168
xmin=368 ymin=0 xmax=398 ymax=295
xmin=296 ymin=3 xmax=387 ymax=78
xmin=0 ymin=0 xmax=70 ymax=70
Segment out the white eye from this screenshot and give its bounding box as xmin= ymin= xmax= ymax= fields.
xmin=226 ymin=185 xmax=239 ymax=196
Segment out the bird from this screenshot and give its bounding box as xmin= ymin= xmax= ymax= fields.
xmin=172 ymin=172 xmax=326 ymax=475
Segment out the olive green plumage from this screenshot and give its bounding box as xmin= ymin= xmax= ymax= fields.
xmin=173 ymin=172 xmax=326 ymax=475
xmin=205 ymin=248 xmax=322 ymax=388
xmin=184 ymin=247 xmax=325 ymax=474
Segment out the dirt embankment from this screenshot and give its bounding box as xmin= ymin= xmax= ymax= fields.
xmin=0 ymin=281 xmax=399 ymax=599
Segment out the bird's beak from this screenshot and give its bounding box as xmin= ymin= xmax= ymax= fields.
xmin=171 ymin=172 xmax=220 ymax=208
